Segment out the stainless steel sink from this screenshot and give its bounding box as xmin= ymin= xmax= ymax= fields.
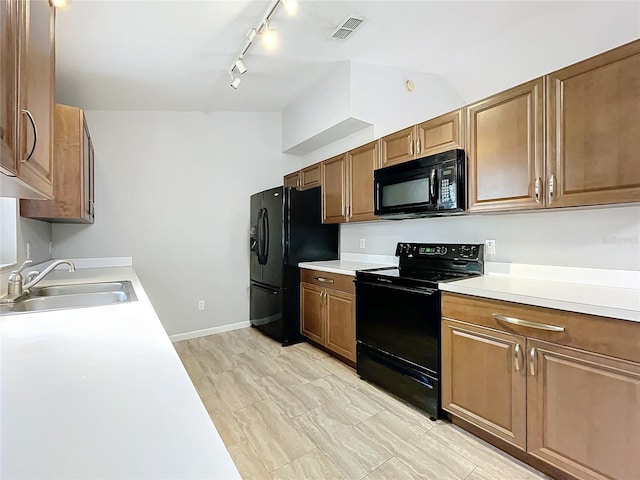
xmin=31 ymin=282 xmax=134 ymax=297
xmin=0 ymin=281 xmax=137 ymax=315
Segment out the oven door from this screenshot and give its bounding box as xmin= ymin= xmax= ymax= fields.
xmin=355 ymin=279 xmax=441 ymax=375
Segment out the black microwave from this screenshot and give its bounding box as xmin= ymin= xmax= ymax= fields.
xmin=374 ymin=149 xmax=466 ymax=219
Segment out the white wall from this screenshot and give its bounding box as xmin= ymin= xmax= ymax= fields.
xmin=51 ymin=111 xmax=295 ymax=336
xmin=350 ymin=63 xmax=464 ymax=138
xmin=0 ymin=213 xmax=52 ymax=295
xmin=342 ymin=207 xmax=640 ymax=271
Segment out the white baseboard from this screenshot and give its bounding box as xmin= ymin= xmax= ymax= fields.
xmin=169 ymin=321 xmax=251 ymax=343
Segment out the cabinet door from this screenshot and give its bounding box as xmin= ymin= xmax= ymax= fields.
xmin=527 ymin=340 xmax=640 ymax=480
xmin=547 ymin=40 xmax=640 ymax=208
xmin=300 ymin=282 xmax=324 ymax=344
xmin=17 ymin=0 xmax=54 ymax=198
xmin=0 ymin=0 xmax=19 ymax=173
xmin=380 ymin=126 xmax=416 ymax=168
xmin=442 ymin=319 xmax=527 ymax=450
xmin=321 ymin=154 xmax=346 ymax=224
xmin=416 ymin=109 xmax=464 ymax=157
xmin=347 ymin=140 xmax=378 ymax=223
xmin=300 ymin=163 xmax=321 ymax=189
xmin=284 ymin=172 xmax=299 ymax=188
xmin=467 ymin=78 xmax=544 ymax=212
xmin=325 ymin=289 xmax=355 ymax=362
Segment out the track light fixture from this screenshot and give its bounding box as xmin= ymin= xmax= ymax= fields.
xmin=235 ymin=57 xmax=247 ymax=74
xmin=226 ymin=0 xmax=297 ymax=91
xmin=261 ymin=19 xmax=279 ymax=49
xmin=281 ymin=0 xmax=299 ymax=15
xmin=230 ymin=72 xmax=241 ymax=90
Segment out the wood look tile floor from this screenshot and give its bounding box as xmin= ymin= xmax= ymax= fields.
xmin=174 ymin=328 xmax=549 ymax=480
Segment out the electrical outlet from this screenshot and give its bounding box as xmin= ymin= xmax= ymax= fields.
xmin=359 ymin=238 xmax=366 ymax=249
xmin=198 ymin=300 xmax=205 ymax=311
xmin=26 ymin=242 xmax=31 ymax=260
xmin=485 ymin=239 xmax=496 ymax=255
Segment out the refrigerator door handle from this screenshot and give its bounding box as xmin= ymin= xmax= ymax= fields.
xmin=252 ymin=283 xmax=279 ymax=295
xmin=263 ymin=207 xmax=270 ymax=264
xmin=257 ymin=208 xmax=265 ymax=265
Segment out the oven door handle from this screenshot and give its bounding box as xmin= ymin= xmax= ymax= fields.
xmin=356 ymin=280 xmax=437 ymax=296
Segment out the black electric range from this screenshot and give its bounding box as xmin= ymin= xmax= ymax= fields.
xmin=355 ymin=242 xmax=483 ymax=419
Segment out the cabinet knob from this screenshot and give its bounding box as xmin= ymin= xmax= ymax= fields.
xmin=534 ymin=177 xmax=542 ymax=203
xmin=409 ymin=135 xmax=414 ymax=156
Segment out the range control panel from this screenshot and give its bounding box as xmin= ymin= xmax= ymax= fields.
xmin=395 ymin=242 xmax=484 ymax=261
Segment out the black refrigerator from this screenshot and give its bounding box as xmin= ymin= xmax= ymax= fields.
xmin=250 ymin=186 xmax=339 ymax=345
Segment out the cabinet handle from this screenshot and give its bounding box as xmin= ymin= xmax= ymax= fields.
xmin=89 ymin=199 xmax=95 ymax=217
xmin=492 ymin=313 xmax=565 ymax=332
xmin=314 ymin=277 xmax=334 ymax=284
xmin=346 ymin=204 xmax=351 ymax=220
xmin=514 ymin=343 xmax=523 ymax=372
xmin=21 ymin=109 xmax=38 ymax=164
xmin=416 ymin=138 xmax=421 ymax=155
xmin=548 ymin=174 xmax=555 ymax=200
xmin=409 ymin=136 xmax=414 ymax=156
xmin=534 ymin=177 xmax=541 ymax=203
xmin=529 ymin=347 xmax=537 ymax=376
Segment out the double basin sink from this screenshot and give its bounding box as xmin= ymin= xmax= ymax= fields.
xmin=0 ymin=281 xmax=137 ymax=316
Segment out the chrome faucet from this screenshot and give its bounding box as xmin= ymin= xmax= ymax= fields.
xmin=2 ymin=259 xmax=76 ymax=302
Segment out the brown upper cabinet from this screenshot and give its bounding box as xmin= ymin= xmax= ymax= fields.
xmin=380 ymin=109 xmax=465 ymax=169
xmin=0 ymin=0 xmax=55 ymax=198
xmin=322 ymin=140 xmax=379 ymax=223
xmin=467 ymin=40 xmax=640 ymax=213
xmin=546 ymin=40 xmax=640 ymax=208
xmin=0 ymin=0 xmax=20 ymax=174
xmin=283 ymin=162 xmax=322 ymax=190
xmin=416 ymin=109 xmax=464 ymax=158
xmin=21 ymin=104 xmax=95 ymax=223
xmin=380 ymin=126 xmax=415 ymax=168
xmin=467 ymin=78 xmax=545 ymax=212
xmin=321 ymin=154 xmax=347 ymax=223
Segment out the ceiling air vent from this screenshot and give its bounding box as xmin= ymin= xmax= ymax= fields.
xmin=330 ymin=15 xmax=365 ymax=40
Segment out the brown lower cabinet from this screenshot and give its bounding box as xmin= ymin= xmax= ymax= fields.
xmin=300 ymin=269 xmax=356 ymax=362
xmin=441 ymin=293 xmax=640 ymax=480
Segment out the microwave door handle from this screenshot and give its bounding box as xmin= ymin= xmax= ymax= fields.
xmin=430 ymin=169 xmax=437 ymax=204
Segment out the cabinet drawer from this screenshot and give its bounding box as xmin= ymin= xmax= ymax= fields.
xmin=442 ymin=293 xmax=640 ymax=363
xmin=300 ymin=269 xmax=355 ymax=294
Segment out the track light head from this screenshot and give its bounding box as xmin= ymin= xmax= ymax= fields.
xmin=261 ymin=19 xmax=279 ymax=49
xmin=281 ymin=0 xmax=299 ymax=15
xmin=247 ymin=28 xmax=257 ymax=42
xmin=230 ymin=73 xmax=241 ymax=90
xmin=235 ymin=58 xmax=247 ymax=74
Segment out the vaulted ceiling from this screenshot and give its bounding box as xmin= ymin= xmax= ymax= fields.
xmin=54 ymin=0 xmax=640 ymax=111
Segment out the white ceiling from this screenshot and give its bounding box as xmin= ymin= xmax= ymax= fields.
xmin=54 ymin=0 xmax=640 ymax=112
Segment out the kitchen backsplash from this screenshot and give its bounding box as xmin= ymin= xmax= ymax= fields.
xmin=341 ymin=204 xmax=640 ymax=271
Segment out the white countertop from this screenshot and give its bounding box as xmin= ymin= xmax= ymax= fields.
xmin=439 ymin=264 xmax=640 ymax=323
xmin=298 ymin=260 xmax=395 ymax=276
xmin=0 ymin=262 xmax=240 ymax=479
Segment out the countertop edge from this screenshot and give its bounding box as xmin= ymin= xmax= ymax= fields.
xmin=439 ymin=282 xmax=640 ymax=323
